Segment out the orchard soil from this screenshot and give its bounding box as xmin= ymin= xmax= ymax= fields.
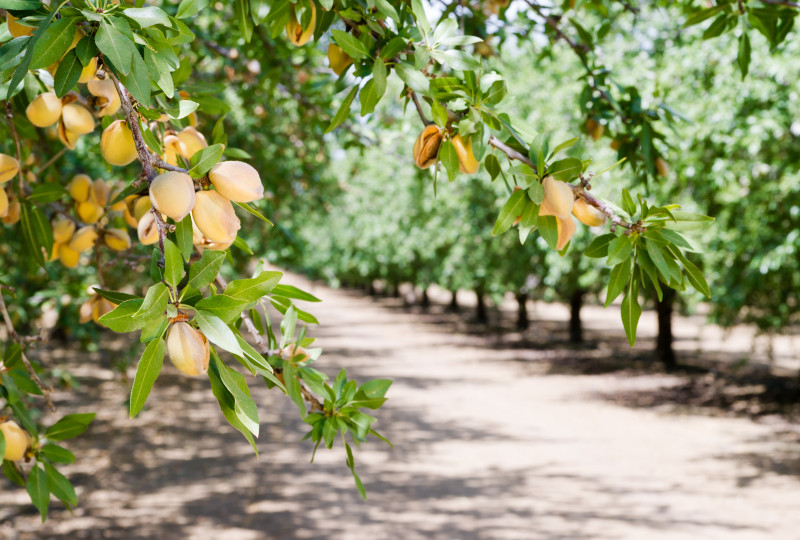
xmin=2 ymin=272 xmax=800 ymax=539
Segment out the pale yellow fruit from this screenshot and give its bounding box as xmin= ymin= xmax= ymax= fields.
xmin=586 ymin=118 xmax=604 ymax=141
xmin=87 ymin=76 xmax=121 ymax=116
xmin=137 ymin=212 xmax=159 ymax=245
xmin=205 ymin=240 xmax=232 ymax=251
xmin=7 ymin=14 xmax=34 ymax=38
xmin=166 ymin=322 xmax=210 ymax=376
xmin=413 ymin=125 xmax=443 ymax=169
xmin=52 ymin=215 xmax=76 ymax=243
xmin=97 ymin=94 xmax=121 ymax=117
xmin=538 ymin=177 xmax=575 ymax=219
xmin=57 ymin=120 xmax=81 ymax=150
xmin=123 ymin=207 xmax=138 ymax=228
xmin=2 ymin=197 xmax=20 ymax=225
xmin=285 ymin=3 xmax=316 ymax=46
xmin=656 ymin=157 xmax=669 ymax=178
xmin=132 ymin=196 xmax=152 ymax=221
xmin=91 ymin=178 xmax=111 ymax=207
xmin=76 ymin=200 xmax=103 ymax=224
xmin=327 ymin=43 xmax=352 ymax=76
xmin=208 ymin=161 xmax=264 ymax=203
xmin=176 ymin=127 xmax=207 ymax=160
xmin=108 ymin=186 xmax=127 ymax=211
xmin=149 ymin=172 xmax=196 ymax=221
xmin=0 ymin=421 xmax=28 ymax=461
xmin=69 ymin=226 xmax=98 ymax=252
xmin=78 ymin=57 xmax=98 ymax=84
xmin=58 ymin=243 xmax=80 ymax=267
xmin=49 ymin=242 xmax=61 ymax=262
xmin=0 ymin=187 xmax=7 ymax=218
xmin=556 ymin=217 xmax=577 ymax=251
xmin=192 ymin=190 xmax=240 ymax=243
xmin=0 ymin=154 xmax=19 ymax=184
xmin=101 ymin=120 xmax=138 ymax=166
xmin=162 ymin=135 xmax=186 ymax=166
xmin=104 ymin=228 xmax=131 ymax=251
xmin=26 ymin=92 xmax=63 ymax=128
xmin=572 ymin=198 xmax=606 ymax=227
xmin=69 ymin=174 xmax=93 ymax=202
xmin=452 ymin=134 xmax=479 ymax=174
xmin=61 ymin=103 xmax=95 ymax=135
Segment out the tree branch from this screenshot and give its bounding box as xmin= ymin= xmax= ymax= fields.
xmin=4 ymin=101 xmax=25 ymax=193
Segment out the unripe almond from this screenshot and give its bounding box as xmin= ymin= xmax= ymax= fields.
xmin=208 ymin=161 xmax=264 ymax=202
xmin=137 ymin=212 xmax=159 ymax=245
xmin=285 ymin=4 xmax=316 ymax=46
xmin=78 ymin=57 xmax=98 ymax=84
xmin=586 ymin=118 xmax=604 ymax=141
xmin=572 ymin=198 xmax=606 ymax=227
xmin=70 ymin=226 xmax=98 ymax=252
xmin=166 ymin=322 xmax=210 ymax=376
xmin=58 ymin=243 xmax=80 ymax=267
xmin=162 ymin=135 xmax=186 ymax=166
xmin=123 ymin=207 xmax=138 ymax=228
xmin=656 ymin=157 xmax=669 ymax=178
xmin=104 ymin=228 xmax=131 ymax=251
xmin=327 ymin=43 xmax=352 ymax=75
xmin=176 ymin=127 xmax=207 ymax=160
xmin=52 ymin=215 xmax=76 ymax=243
xmin=413 ymin=125 xmax=443 ymax=169
xmin=192 ymin=190 xmax=240 ymax=243
xmin=76 ymin=200 xmax=103 ymax=224
xmin=0 ymin=154 xmax=19 ymax=184
xmin=49 ymin=242 xmax=62 ymax=262
xmin=92 ymin=297 xmax=115 ymax=324
xmin=610 ymin=139 xmax=622 ymax=151
xmin=7 ymin=14 xmax=34 ymax=38
xmin=556 ymin=217 xmax=577 ymax=251
xmin=91 ymin=178 xmax=111 ymax=207
xmin=0 ymin=187 xmax=7 ymax=218
xmin=87 ymin=76 xmax=122 ymax=117
xmin=0 ymin=421 xmax=29 ymax=461
xmin=61 ymin=103 xmax=95 ymax=135
xmin=57 ymin=120 xmax=81 ymax=150
xmin=149 ymin=172 xmax=196 ymax=221
xmin=132 ymin=196 xmax=152 ymax=221
xmin=26 ymin=92 xmax=63 ymax=128
xmin=2 ymin=197 xmax=20 ymax=225
xmin=101 ymin=120 xmax=138 ymax=166
xmin=451 ymin=134 xmax=480 ymax=174
xmin=539 ymin=177 xmax=575 ymax=219
xmin=69 ymin=174 xmax=93 ymax=202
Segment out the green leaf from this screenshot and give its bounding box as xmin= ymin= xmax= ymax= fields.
xmin=207 ymin=355 xmax=258 ymax=453
xmin=45 ymin=463 xmax=77 ymax=506
xmin=234 ymin=0 xmax=253 ymax=42
xmin=1 ymin=1 xmax=41 ymax=7
xmin=2 ymin=460 xmax=25 ymax=487
xmin=331 ymin=29 xmax=369 ymax=59
xmin=225 ymin=270 xmax=282 ymax=303
xmin=394 ymin=62 xmax=429 ymax=94
xmin=7 ymin=8 xmax=57 ymax=97
xmin=92 ymin=288 xmax=140 ymax=305
xmin=176 ymin=0 xmax=211 ymax=18
xmin=163 ymin=239 xmax=184 ymax=288
xmin=665 ymin=211 xmax=715 ymax=232
xmin=549 ymin=137 xmax=579 ymax=159
xmin=98 ymin=298 xmax=147 ymax=332
xmin=212 ymin=353 xmax=259 ymax=436
xmin=20 ymin=200 xmax=53 ymax=268
xmin=621 ymin=188 xmax=636 ymax=217
xmin=95 ymin=17 xmax=134 ymax=75
xmin=194 ymin=310 xmax=244 ymax=357
xmin=620 ymin=278 xmax=641 ymax=346
xmin=527 ymin=180 xmax=545 ymax=204
xmin=124 ymin=6 xmax=172 ymax=29
xmin=0 ymin=430 xmax=4 ymax=463
xmin=645 ymin=241 xmax=671 ymax=282
xmin=537 ymin=215 xmax=558 ymax=249
xmin=119 ymin=47 xmax=151 ymax=106
xmin=53 ymin=48 xmax=82 ymax=98
xmin=325 ymin=85 xmax=358 ymax=133
xmin=195 ymin=295 xmax=250 ymax=324
xmin=438 ymin=140 xmax=459 ymax=182
xmin=187 ymin=143 xmax=225 ymax=178
xmin=134 ymin=283 xmax=169 ymax=320
xmin=485 ymin=154 xmax=501 ymax=180
xmin=45 ymin=413 xmax=96 ymax=441
xmin=585 ymin=233 xmax=616 ymax=258
xmin=606 ymin=235 xmax=634 ymax=267
xmin=234 ymin=201 xmax=273 ymax=226
xmin=30 ymin=17 xmax=75 ymax=70
xmin=174 ymin=214 xmax=194 ymax=260
xmin=605 ymin=258 xmax=633 ymax=307
xmin=75 ymin=35 xmax=97 ymax=66
xmin=671 ymin=247 xmax=711 ymax=298
xmin=187 ymin=250 xmax=226 ymax=289
xmin=272 ymin=284 xmax=320 ymax=302
xmin=165 ymin=100 xmax=198 ymax=120
xmin=26 ymin=466 xmax=50 ymax=521
xmin=41 ymin=444 xmax=75 ymax=464
xmin=492 ymin=189 xmax=527 ymax=236
xmin=129 ymin=337 xmax=165 ymax=418
xmin=737 ymin=32 xmax=751 ymax=79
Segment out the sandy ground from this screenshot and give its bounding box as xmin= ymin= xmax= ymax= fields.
xmin=1 ymin=274 xmax=799 ymax=539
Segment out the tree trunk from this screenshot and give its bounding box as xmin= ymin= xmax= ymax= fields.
xmin=656 ymin=288 xmax=677 ymax=370
xmin=449 ymin=290 xmax=459 ymax=312
xmin=421 ymin=287 xmax=430 ymax=310
xmin=569 ymin=290 xmax=584 ymax=343
xmin=391 ymin=281 xmax=400 ymax=298
xmin=516 ymin=292 xmax=528 ymax=331
xmin=368 ymin=281 xmax=376 ymax=296
xmin=476 ymin=288 xmax=488 ymax=324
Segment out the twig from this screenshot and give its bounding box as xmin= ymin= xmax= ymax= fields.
xmin=488 ymin=135 xmax=535 ymax=170
xmin=215 ymin=276 xmax=324 ymax=412
xmin=410 ymin=91 xmax=432 ymax=126
xmin=0 ymin=292 xmax=54 ymax=411
xmin=151 ymin=157 xmax=188 ymax=174
xmin=4 ymin=102 xmax=25 ymax=193
xmin=33 ymin=147 xmax=66 ymax=176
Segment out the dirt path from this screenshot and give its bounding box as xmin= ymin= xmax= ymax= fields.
xmin=2 ymin=274 xmax=800 ymax=539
